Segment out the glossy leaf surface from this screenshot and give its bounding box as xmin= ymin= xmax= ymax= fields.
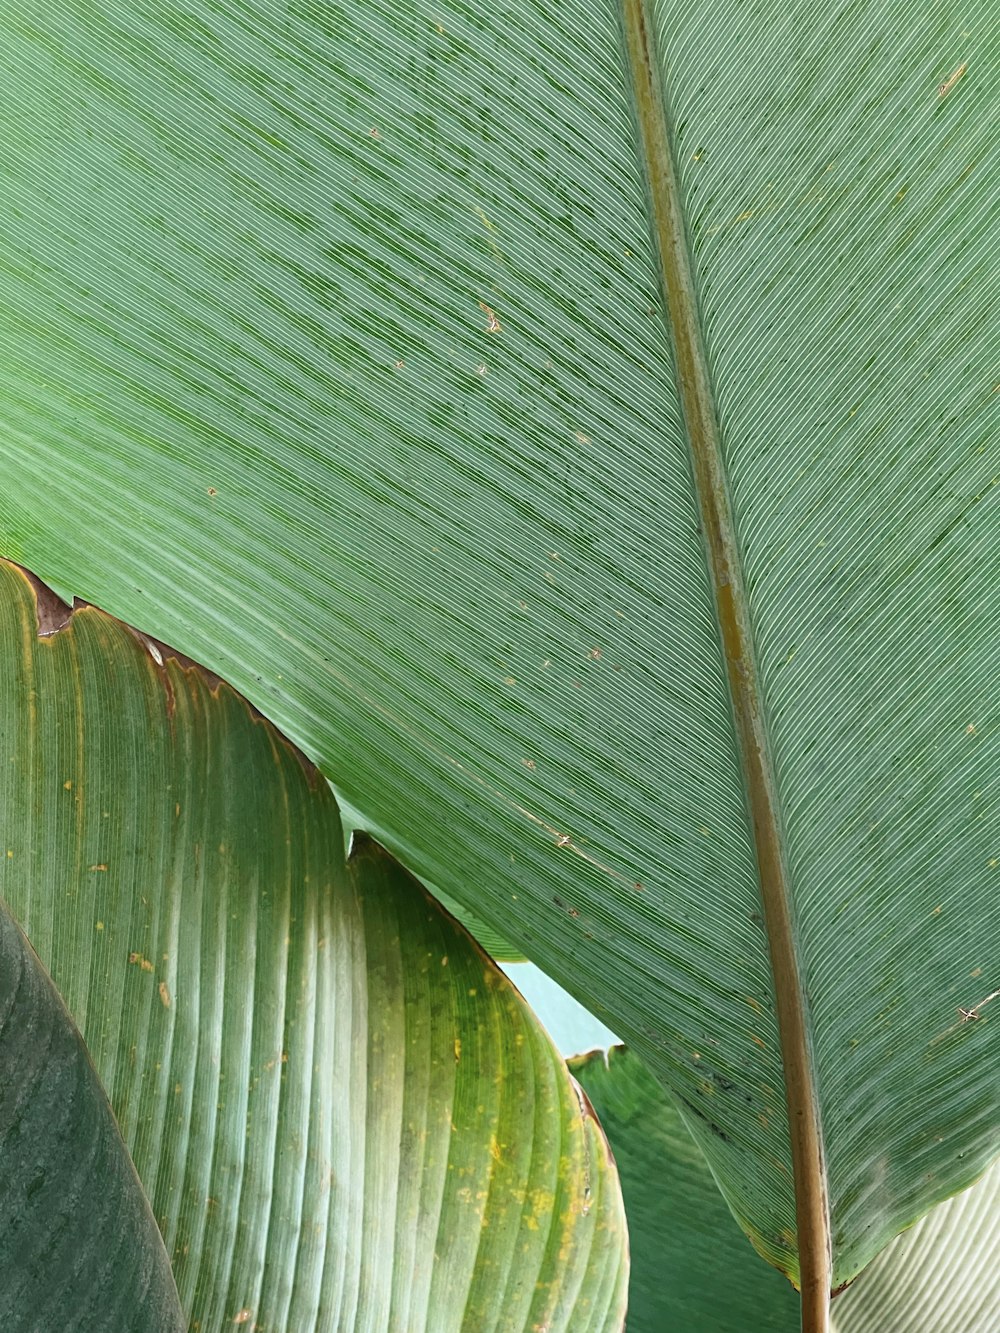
xmin=0 ymin=900 xmax=184 ymax=1332
xmin=0 ymin=561 xmax=627 ymax=1332
xmin=0 ymin=0 xmax=997 ymax=1292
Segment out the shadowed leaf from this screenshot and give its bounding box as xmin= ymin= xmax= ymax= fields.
xmin=0 ymin=901 xmax=184 ymax=1332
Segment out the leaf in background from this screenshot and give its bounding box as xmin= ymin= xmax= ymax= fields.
xmin=0 ymin=0 xmax=997 ymax=1298
xmin=831 ymin=1155 xmax=1000 ymax=1333
xmin=0 ymin=560 xmax=627 ymax=1333
xmin=0 ymin=899 xmax=184 ymax=1332
xmin=433 ymin=888 xmax=528 ymax=964
xmin=572 ymin=1046 xmax=800 ymax=1333
xmin=575 ymin=1045 xmax=1000 ymax=1333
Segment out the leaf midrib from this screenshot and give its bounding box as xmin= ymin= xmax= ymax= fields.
xmin=619 ymin=0 xmax=831 ymax=1321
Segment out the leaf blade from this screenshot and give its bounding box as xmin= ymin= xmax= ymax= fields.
xmin=0 ymin=559 xmax=627 ymax=1332
xmin=0 ymin=0 xmax=998 ymax=1294
xmin=0 ymin=900 xmax=184 ymax=1332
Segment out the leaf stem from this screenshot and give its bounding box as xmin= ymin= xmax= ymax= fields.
xmin=619 ymin=2 xmax=831 ymax=1326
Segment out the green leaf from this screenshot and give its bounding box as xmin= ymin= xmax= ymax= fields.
xmin=0 ymin=561 xmax=627 ymax=1332
xmin=0 ymin=0 xmax=997 ymax=1299
xmin=0 ymin=898 xmax=184 ymax=1332
xmin=574 ymin=1046 xmax=1000 ymax=1333
xmin=432 ymin=889 xmax=529 ymax=964
xmin=572 ymin=1046 xmax=800 ymax=1333
xmin=831 ymin=1155 xmax=1000 ymax=1333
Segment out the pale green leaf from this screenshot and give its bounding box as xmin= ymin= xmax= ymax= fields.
xmin=0 ymin=561 xmax=627 ymax=1332
xmin=832 ymin=1156 xmax=1000 ymax=1333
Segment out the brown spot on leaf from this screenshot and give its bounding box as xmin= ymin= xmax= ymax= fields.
xmin=939 ymin=62 xmax=967 ymax=96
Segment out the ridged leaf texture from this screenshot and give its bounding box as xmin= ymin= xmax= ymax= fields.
xmin=0 ymin=561 xmax=627 ymax=1331
xmin=0 ymin=0 xmax=996 ymax=1301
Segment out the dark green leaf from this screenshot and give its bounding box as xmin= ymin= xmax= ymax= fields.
xmin=0 ymin=899 xmax=184 ymax=1332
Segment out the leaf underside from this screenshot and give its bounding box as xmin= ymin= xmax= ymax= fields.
xmin=575 ymin=1044 xmax=1000 ymax=1333
xmin=0 ymin=0 xmax=997 ymax=1290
